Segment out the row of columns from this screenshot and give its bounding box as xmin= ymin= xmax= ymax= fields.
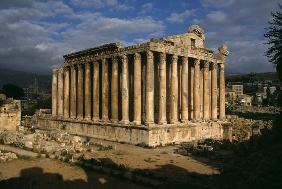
xmin=52 ymin=51 xmax=226 ymax=125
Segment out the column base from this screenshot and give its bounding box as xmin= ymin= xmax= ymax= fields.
xmin=85 ymin=116 xmax=91 ymax=121
xmin=92 ymin=117 xmax=100 ymax=122
xmin=111 ymin=119 xmax=119 ymax=123
xmin=158 ymin=120 xmax=167 ymax=125
xmin=120 ymin=120 xmax=130 ymax=125
xmin=181 ymin=119 xmax=188 ymax=123
xmin=133 ymin=120 xmax=142 ymax=125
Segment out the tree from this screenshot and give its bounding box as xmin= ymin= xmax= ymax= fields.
xmin=265 ymin=4 xmax=282 ymax=81
xmin=2 ymin=83 xmax=24 ymax=99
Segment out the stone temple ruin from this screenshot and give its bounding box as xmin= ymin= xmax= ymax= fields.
xmin=35 ymin=25 xmax=230 ymax=146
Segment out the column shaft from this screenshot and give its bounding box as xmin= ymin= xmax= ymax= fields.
xmin=121 ymin=54 xmax=129 ymax=123
xmin=181 ymin=56 xmax=189 ymax=122
xmin=159 ymin=52 xmax=166 ymax=124
xmin=219 ymin=63 xmax=225 ymax=120
xmin=77 ymin=64 xmax=83 ymax=119
xmin=57 ymin=68 xmax=64 ymax=117
xmin=52 ymin=69 xmax=58 ymax=116
xmin=145 ymin=51 xmax=154 ymax=124
xmin=63 ymin=67 xmax=70 ymax=118
xmin=211 ymin=63 xmax=217 ymax=120
xmin=170 ymin=54 xmax=178 ymax=123
xmin=111 ymin=57 xmax=119 ymax=121
xmin=203 ymin=62 xmax=210 ymax=120
xmin=193 ymin=59 xmax=200 ymax=121
xmin=134 ymin=53 xmax=142 ymax=124
xmin=102 ymin=58 xmax=109 ymax=120
xmin=189 ymin=64 xmax=194 ymax=120
xmin=84 ymin=63 xmax=91 ymax=120
xmin=70 ymin=65 xmax=77 ymax=119
xmin=92 ymin=62 xmax=100 ymax=120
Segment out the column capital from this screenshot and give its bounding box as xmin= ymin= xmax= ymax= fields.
xmin=77 ymin=62 xmax=84 ymax=67
xmin=101 ymin=57 xmax=106 ymax=62
xmin=63 ymin=66 xmax=70 ymax=71
xmin=182 ymin=56 xmax=188 ymax=62
xmin=147 ymin=50 xmax=153 ymax=59
xmin=203 ymin=61 xmax=210 ymax=68
xmin=210 ymin=62 xmax=217 ymax=69
xmin=52 ymin=68 xmax=59 ymax=73
xmin=172 ymin=54 xmax=178 ymax=62
xmin=193 ymin=58 xmax=200 ymax=66
xmin=134 ymin=52 xmax=141 ymax=59
xmin=218 ymin=63 xmax=225 ymax=69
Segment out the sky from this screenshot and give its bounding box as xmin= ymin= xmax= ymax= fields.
xmin=0 ymin=0 xmax=280 ymax=74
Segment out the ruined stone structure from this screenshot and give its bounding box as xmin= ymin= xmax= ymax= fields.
xmin=36 ymin=25 xmax=230 ymax=146
xmin=0 ymin=99 xmax=21 ymax=131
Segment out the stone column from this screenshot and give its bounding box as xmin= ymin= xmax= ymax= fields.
xmin=52 ymin=68 xmax=58 ymax=116
xmin=57 ymin=68 xmax=64 ymax=117
xmin=92 ymin=62 xmax=99 ymax=120
xmin=193 ymin=59 xmax=200 ymax=121
xmin=203 ymin=61 xmax=210 ymax=120
xmin=84 ymin=63 xmax=91 ymax=120
xmin=219 ymin=63 xmax=225 ymax=120
xmin=77 ymin=63 xmax=84 ymax=119
xmin=158 ymin=52 xmax=166 ymax=124
xmin=121 ymin=54 xmax=129 ymax=123
xmin=102 ymin=58 xmax=109 ymax=121
xmin=58 ymin=68 xmax=64 ymax=117
xmin=63 ymin=67 xmax=70 ymax=118
xmin=211 ymin=62 xmax=217 ymax=120
xmin=70 ymin=65 xmax=77 ymax=119
xmin=145 ymin=50 xmax=154 ymax=124
xmin=111 ymin=57 xmax=119 ymax=122
xmin=170 ymin=54 xmax=178 ymax=123
xmin=134 ymin=53 xmax=142 ymax=125
xmin=181 ymin=56 xmax=189 ymax=122
xmin=189 ymin=64 xmax=194 ymax=120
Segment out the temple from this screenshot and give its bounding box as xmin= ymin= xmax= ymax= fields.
xmin=36 ymin=25 xmax=231 ymax=146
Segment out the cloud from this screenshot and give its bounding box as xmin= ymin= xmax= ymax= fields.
xmin=167 ymin=9 xmax=195 ymax=23
xmin=197 ymin=0 xmax=280 ymax=74
xmin=206 ymin=11 xmax=226 ymax=23
xmin=70 ymin=0 xmax=133 ymax=11
xmin=139 ymin=3 xmax=154 ymax=14
xmin=0 ymin=1 xmax=164 ymax=73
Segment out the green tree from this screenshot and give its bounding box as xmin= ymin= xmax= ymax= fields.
xmin=265 ymin=4 xmax=282 ymax=81
xmin=2 ymin=83 xmax=24 ymax=99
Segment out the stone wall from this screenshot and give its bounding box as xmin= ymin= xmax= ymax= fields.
xmin=0 ymin=100 xmax=21 ymax=131
xmin=33 ymin=113 xmax=227 ymax=147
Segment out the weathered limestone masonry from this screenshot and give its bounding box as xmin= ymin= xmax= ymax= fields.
xmin=0 ymin=100 xmax=21 ymax=131
xmin=37 ymin=25 xmax=231 ymax=146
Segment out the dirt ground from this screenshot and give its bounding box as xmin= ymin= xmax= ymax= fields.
xmin=0 ymin=139 xmax=220 ymax=188
xmin=0 ymin=158 xmax=148 ymax=189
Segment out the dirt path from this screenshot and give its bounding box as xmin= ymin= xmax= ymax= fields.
xmin=84 ymin=139 xmax=219 ymax=180
xmin=0 ymin=158 xmax=149 ymax=189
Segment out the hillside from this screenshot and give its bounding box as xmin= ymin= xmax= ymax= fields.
xmin=0 ymin=68 xmax=51 ymax=90
xmin=226 ymin=72 xmax=279 ymax=83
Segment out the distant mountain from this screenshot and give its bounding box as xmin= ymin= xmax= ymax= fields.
xmin=226 ymin=72 xmax=279 ymax=82
xmin=0 ymin=68 xmax=51 ymax=90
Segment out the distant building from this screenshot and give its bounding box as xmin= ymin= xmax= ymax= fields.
xmin=231 ymin=85 xmax=243 ymax=97
xmin=0 ymin=93 xmax=6 ymax=101
xmin=225 ymin=88 xmax=236 ymax=105
xmin=238 ymin=94 xmax=252 ymax=106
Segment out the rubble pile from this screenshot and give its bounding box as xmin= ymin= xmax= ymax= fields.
xmin=0 ymin=150 xmax=17 ymax=162
xmin=228 ymin=118 xmax=273 ymax=141
xmin=0 ymin=129 xmax=93 ymax=162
